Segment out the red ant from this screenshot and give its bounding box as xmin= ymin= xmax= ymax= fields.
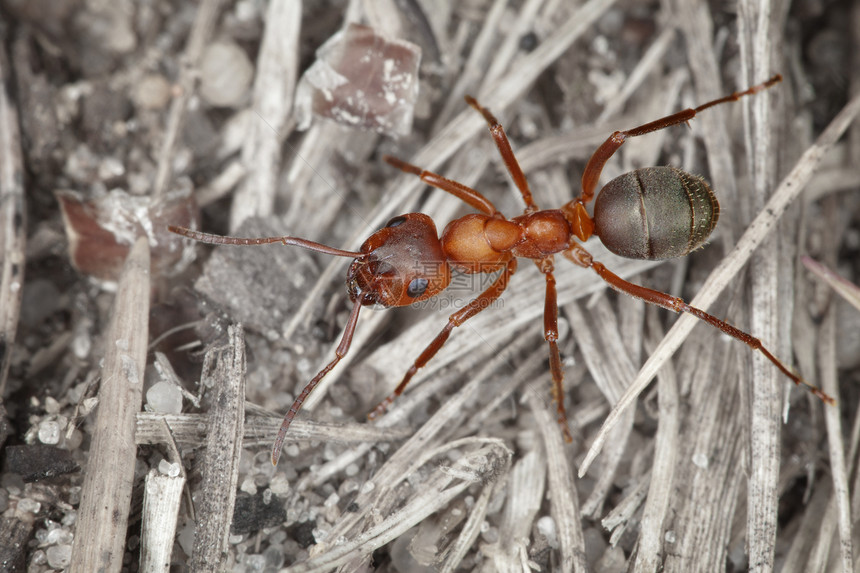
xmin=170 ymin=73 xmax=834 ymax=466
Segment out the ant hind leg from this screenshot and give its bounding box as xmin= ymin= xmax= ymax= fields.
xmin=578 ymin=75 xmax=783 ymax=206
xmin=562 ymin=242 xmax=833 ymax=404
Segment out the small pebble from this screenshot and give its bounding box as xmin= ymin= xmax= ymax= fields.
xmin=134 ymin=73 xmax=172 ymax=110
xmin=146 ymin=381 xmax=183 ymax=414
xmin=536 ymin=515 xmax=558 ymax=548
xmin=20 ymin=497 xmax=43 ymax=515
xmin=199 ymin=40 xmax=253 ymax=108
xmin=46 ymin=527 xmax=74 ymax=545
xmin=158 ymin=460 xmax=181 ymax=477
xmin=31 ymin=549 xmax=47 ymax=565
xmin=38 ymin=420 xmax=61 ymax=445
xmin=44 ymin=397 xmax=61 ymax=415
xmin=242 ymin=553 xmax=267 ymax=571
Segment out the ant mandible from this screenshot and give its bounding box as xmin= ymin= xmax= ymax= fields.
xmin=170 ymin=73 xmax=834 ymax=467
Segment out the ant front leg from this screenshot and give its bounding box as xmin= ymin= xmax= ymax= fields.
xmin=271 ymin=298 xmax=363 ymax=466
xmin=578 ymin=75 xmax=783 ymax=206
xmin=563 ymin=243 xmax=834 ymax=404
xmin=465 ymin=96 xmax=539 ymax=213
xmin=383 ymin=155 xmax=499 ymax=215
xmin=368 ymin=258 xmax=518 ymax=420
xmin=537 ymin=257 xmax=574 ymax=442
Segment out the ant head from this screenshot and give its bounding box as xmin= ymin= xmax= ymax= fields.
xmin=347 ymin=213 xmax=451 ymax=308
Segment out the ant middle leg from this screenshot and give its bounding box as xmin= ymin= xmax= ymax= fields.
xmin=368 ymin=258 xmax=518 ymax=420
xmin=577 ymin=75 xmax=783 ymax=206
xmin=562 ymin=242 xmax=834 ymax=404
xmin=537 ymin=257 xmax=574 ymax=442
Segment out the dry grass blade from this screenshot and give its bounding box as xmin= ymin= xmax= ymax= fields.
xmin=229 ymin=0 xmax=300 ymax=229
xmin=526 ymin=386 xmax=587 ymax=572
xmin=632 ymin=314 xmax=680 ymax=572
xmin=437 ymin=474 xmax=496 ymax=573
xmin=140 ymin=469 xmax=186 ymax=572
xmin=817 ymin=309 xmax=853 ymax=570
xmin=580 ymin=92 xmax=860 ymax=476
xmin=738 ymin=0 xmax=783 ymax=567
xmin=69 ymin=238 xmax=151 ymax=571
xmin=281 ymin=441 xmax=511 ymax=573
xmin=802 ymin=255 xmax=860 ymax=313
xmin=0 ymin=40 xmax=25 ymax=398
xmin=482 ymin=448 xmax=547 ymax=572
xmin=190 ymin=325 xmax=246 ymax=572
xmin=152 ymin=0 xmax=225 ymax=199
xmin=670 ymin=0 xmax=742 ymax=245
xmin=134 ymin=412 xmax=410 ymax=446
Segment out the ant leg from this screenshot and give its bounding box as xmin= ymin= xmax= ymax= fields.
xmin=271 ymin=298 xmax=363 ymax=466
xmin=578 ymin=75 xmax=783 ymax=206
xmin=562 ymin=242 xmax=834 ymax=404
xmin=464 ymin=96 xmax=539 ymax=213
xmin=383 ymin=155 xmax=499 ymax=216
xmin=368 ymin=258 xmax=518 ymax=419
xmin=537 ymin=258 xmax=574 ymax=442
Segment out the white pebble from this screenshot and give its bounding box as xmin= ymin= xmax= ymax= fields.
xmin=146 ymin=381 xmax=183 ymax=414
xmin=38 ymin=420 xmax=61 ymax=445
xmin=46 ymin=544 xmax=72 ymax=569
xmin=536 ymin=515 xmax=558 ymax=548
xmin=134 ymin=74 xmax=172 ymax=110
xmin=240 ymin=477 xmax=257 ymax=495
xmin=46 ymin=527 xmax=74 ymax=545
xmin=18 ymin=498 xmax=41 ymax=514
xmin=158 ymin=460 xmax=181 ymax=477
xmin=199 ymin=40 xmax=253 ymax=108
xmin=44 ymin=397 xmax=61 ymax=415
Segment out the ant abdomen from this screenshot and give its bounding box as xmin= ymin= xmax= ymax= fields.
xmin=592 ymin=166 xmax=719 ymax=260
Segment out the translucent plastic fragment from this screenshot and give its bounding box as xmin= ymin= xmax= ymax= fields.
xmin=56 ymin=187 xmax=199 ymax=283
xmin=295 ymin=23 xmax=421 ymax=136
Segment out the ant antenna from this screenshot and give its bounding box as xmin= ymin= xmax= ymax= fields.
xmin=168 ymin=226 xmax=366 ymax=259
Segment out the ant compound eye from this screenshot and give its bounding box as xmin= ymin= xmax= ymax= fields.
xmin=386 ymin=215 xmax=407 ymax=228
xmin=406 ymin=277 xmax=429 ymax=298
